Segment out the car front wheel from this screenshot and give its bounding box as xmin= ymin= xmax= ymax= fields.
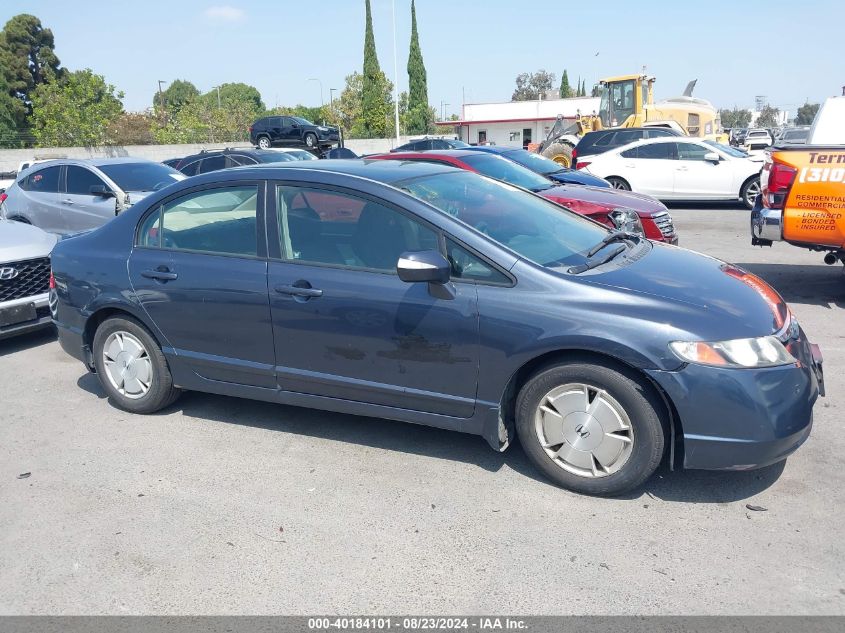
xmin=606 ymin=177 xmax=631 ymax=191
xmin=515 ymin=360 xmax=666 ymax=496
xmin=92 ymin=316 xmax=180 ymax=414
xmin=741 ymin=176 xmax=761 ymax=210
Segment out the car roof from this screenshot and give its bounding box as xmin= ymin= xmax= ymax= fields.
xmin=462 ymin=146 xmax=520 ymax=154
xmin=179 ymin=148 xmax=284 ymax=162
xmin=26 ymin=156 xmax=160 ymax=169
xmin=190 ymin=158 xmax=460 ymax=186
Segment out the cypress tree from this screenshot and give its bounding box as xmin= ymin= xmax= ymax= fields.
xmin=559 ymin=69 xmax=572 ymax=98
xmin=362 ymin=0 xmax=389 ymax=137
xmin=581 ymin=79 xmax=587 ymax=96
xmin=406 ymin=0 xmax=431 ymax=134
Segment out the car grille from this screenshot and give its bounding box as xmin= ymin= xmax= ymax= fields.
xmin=652 ymin=211 xmax=676 ymax=238
xmin=0 ymin=257 xmax=50 ymax=303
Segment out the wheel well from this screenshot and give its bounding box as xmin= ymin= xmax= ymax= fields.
xmin=606 ymin=176 xmax=630 ymax=187
xmin=499 ymin=349 xmax=683 ymax=468
xmin=741 ymin=173 xmax=759 ymax=192
xmin=83 ymin=307 xmax=161 ymax=352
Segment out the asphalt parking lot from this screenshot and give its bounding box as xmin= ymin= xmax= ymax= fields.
xmin=1 ymin=204 xmax=843 ymax=615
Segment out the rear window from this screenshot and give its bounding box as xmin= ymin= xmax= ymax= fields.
xmin=20 ymin=166 xmax=60 ymax=192
xmin=98 ymin=162 xmax=184 ymax=192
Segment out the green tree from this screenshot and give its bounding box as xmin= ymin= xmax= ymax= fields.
xmin=558 ymin=69 xmax=573 ymax=99
xmin=0 ymin=14 xmax=63 ymax=133
xmin=0 ymin=72 xmax=19 ymax=147
xmin=513 ymin=70 xmax=556 ymax=101
xmin=30 ymin=69 xmax=123 ymax=147
xmin=336 ymin=72 xmax=365 ymax=138
xmin=795 ymin=102 xmax=819 ymax=126
xmin=719 ymin=107 xmax=752 ymax=129
xmin=406 ymin=0 xmax=431 ymax=134
xmin=756 ymin=105 xmax=780 ymax=129
xmin=581 ymin=79 xmax=586 ymax=97
xmin=107 ymin=112 xmax=154 ymax=146
xmin=158 ymin=79 xmax=199 ymax=115
xmin=362 ymin=0 xmax=392 ymax=137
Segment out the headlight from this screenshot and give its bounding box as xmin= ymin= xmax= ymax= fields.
xmin=669 ymin=336 xmax=796 ymax=368
xmin=608 ymin=208 xmax=644 ymax=235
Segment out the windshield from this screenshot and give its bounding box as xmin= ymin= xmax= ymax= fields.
xmin=98 ymin=162 xmax=184 ymax=192
xmin=599 ymin=79 xmax=636 ymax=128
xmin=783 ymin=129 xmax=808 ymax=141
xmin=504 ymin=149 xmax=563 ymax=175
xmin=460 ymin=153 xmax=553 ymax=191
xmin=446 ymin=139 xmax=470 ymax=148
xmin=398 ymin=171 xmax=608 ymax=268
xmin=704 ymin=140 xmax=748 ymax=158
xmin=291 ymin=116 xmax=313 ymax=125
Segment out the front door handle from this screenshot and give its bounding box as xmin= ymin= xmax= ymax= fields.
xmin=141 ymin=268 xmax=178 ymax=281
xmin=274 ymin=283 xmax=323 ymax=298
xmin=62 ymin=198 xmax=74 ymax=205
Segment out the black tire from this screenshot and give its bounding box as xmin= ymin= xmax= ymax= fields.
xmin=540 ymin=143 xmax=573 ymax=168
xmin=256 ymin=135 xmax=271 ymax=149
xmin=304 ymin=132 xmax=318 ymax=149
xmin=741 ymin=175 xmax=761 ymax=210
xmin=515 ymin=360 xmax=666 ymax=496
xmin=92 ymin=315 xmax=180 ymax=414
xmin=606 ymin=176 xmax=631 ymax=191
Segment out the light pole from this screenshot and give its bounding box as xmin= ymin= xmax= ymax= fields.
xmin=440 ymin=101 xmax=450 ymax=121
xmin=157 ymin=80 xmax=167 ymax=118
xmin=215 ymin=85 xmax=221 ymax=108
xmin=391 ymin=0 xmax=400 ymax=141
xmin=307 ymin=78 xmax=324 ymax=107
xmin=329 ymin=88 xmax=338 ymax=123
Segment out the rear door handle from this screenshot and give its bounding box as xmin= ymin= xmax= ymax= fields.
xmin=274 ymin=284 xmax=323 ymax=298
xmin=141 ymin=268 xmax=178 ymax=281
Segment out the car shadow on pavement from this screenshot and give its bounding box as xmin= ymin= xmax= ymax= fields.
xmin=733 ymin=261 xmax=845 ymax=308
xmin=0 ymin=327 xmax=56 ymax=357
xmin=75 ymin=375 xmax=788 ymax=504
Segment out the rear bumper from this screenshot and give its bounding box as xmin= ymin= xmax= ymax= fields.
xmin=646 ymin=330 xmax=821 ymax=470
xmin=55 ymin=320 xmax=91 ymax=368
xmin=751 ymin=199 xmax=783 ymax=245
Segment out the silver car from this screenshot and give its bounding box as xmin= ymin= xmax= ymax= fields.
xmin=0 ymin=218 xmax=57 ymax=339
xmin=0 ymin=158 xmax=185 ymax=234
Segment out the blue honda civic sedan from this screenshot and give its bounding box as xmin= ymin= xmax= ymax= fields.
xmin=50 ymin=160 xmax=824 ymax=495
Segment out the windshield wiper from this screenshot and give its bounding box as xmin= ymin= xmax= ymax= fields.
xmin=568 ymin=244 xmax=627 ymax=274
xmin=585 ymin=231 xmax=640 ymax=258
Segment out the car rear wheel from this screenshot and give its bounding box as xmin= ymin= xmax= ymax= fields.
xmin=304 ymin=132 xmax=318 ymax=149
xmin=741 ymin=176 xmax=761 ymax=210
xmin=257 ymin=135 xmax=271 ymax=149
xmin=515 ymin=360 xmax=665 ymax=496
xmin=92 ymin=316 xmax=180 ymax=414
xmin=606 ymin=177 xmax=631 ymax=191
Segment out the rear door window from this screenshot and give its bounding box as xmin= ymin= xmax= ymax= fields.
xmin=631 ymin=143 xmax=674 ymax=159
xmin=21 ymin=166 xmax=60 ymax=192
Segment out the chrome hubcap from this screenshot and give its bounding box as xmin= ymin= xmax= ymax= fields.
xmin=259 ymin=138 xmax=269 ymax=148
xmin=102 ymin=331 xmax=152 ymax=399
xmin=746 ymin=181 xmax=760 ymax=205
xmin=534 ymin=383 xmax=634 ymax=478
xmin=306 ymin=136 xmax=315 ymax=147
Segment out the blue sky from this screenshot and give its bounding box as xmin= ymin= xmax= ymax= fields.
xmin=2 ymin=0 xmax=841 ymax=117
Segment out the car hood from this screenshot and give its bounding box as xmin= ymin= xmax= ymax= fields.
xmin=547 ymin=169 xmax=610 ymax=188
xmin=0 ymin=219 xmax=58 ymax=262
xmin=581 ymin=242 xmax=786 ymax=338
xmin=539 ymin=184 xmax=666 ymax=217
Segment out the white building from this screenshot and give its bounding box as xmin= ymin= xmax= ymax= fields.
xmin=436 ymin=96 xmax=600 ymax=148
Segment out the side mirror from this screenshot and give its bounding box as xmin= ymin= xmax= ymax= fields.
xmin=703 ymin=152 xmax=721 ymax=163
xmin=90 ymin=184 xmax=115 ymax=198
xmin=396 ymin=250 xmax=451 ymax=285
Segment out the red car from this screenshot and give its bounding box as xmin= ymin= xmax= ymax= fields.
xmin=367 ymin=150 xmax=678 ymax=243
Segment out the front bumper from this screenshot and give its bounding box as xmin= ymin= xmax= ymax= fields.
xmin=0 ymin=293 xmax=53 ymax=340
xmin=646 ymin=329 xmax=822 ymax=471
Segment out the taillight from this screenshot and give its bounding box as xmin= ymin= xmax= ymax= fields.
xmin=576 ymin=161 xmax=591 ymax=170
xmin=761 ymin=159 xmax=797 ymax=209
xmin=571 ymin=147 xmax=578 ymax=160
xmin=49 ymin=271 xmax=56 ymax=290
xmin=0 ymin=192 xmax=7 ymax=204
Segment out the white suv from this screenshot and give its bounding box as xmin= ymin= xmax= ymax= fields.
xmin=743 ymin=128 xmax=773 ymax=150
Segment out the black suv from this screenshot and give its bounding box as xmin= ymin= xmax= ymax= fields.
xmin=249 ymin=116 xmax=340 ymax=150
xmin=390 ymin=137 xmax=470 ymax=152
xmin=573 ymin=127 xmax=680 ymax=164
xmin=175 ymin=148 xmax=297 ymax=176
